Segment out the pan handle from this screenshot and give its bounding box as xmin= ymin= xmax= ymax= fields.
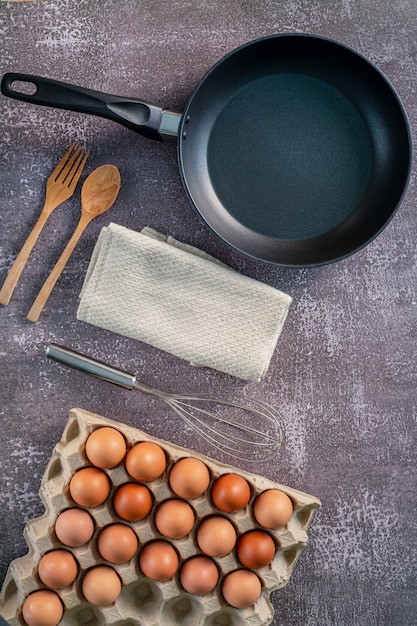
xmin=1 ymin=73 xmax=180 ymax=141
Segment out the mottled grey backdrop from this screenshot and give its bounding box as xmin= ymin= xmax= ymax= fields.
xmin=0 ymin=1 xmax=416 ymax=625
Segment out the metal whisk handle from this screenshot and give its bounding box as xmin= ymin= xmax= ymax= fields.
xmin=34 ymin=342 xmax=152 ymax=392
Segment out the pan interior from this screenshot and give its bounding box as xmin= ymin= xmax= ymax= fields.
xmin=206 ymin=72 xmax=373 ymax=240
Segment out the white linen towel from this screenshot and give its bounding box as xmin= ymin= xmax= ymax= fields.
xmin=77 ymin=223 xmax=292 ymax=381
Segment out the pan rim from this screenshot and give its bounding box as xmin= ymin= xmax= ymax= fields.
xmin=178 ymin=33 xmax=413 ymax=267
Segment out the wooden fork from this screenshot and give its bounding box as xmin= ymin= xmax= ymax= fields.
xmin=0 ymin=143 xmax=89 ymax=306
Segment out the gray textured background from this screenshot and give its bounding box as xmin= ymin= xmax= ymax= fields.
xmin=1 ymin=1 xmax=416 ymax=625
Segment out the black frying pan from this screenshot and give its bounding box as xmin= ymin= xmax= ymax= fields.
xmin=1 ymin=34 xmax=412 ymax=266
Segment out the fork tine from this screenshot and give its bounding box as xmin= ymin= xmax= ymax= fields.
xmin=54 ymin=145 xmax=83 ymax=184
xmin=65 ymin=148 xmax=89 ymax=190
xmin=50 ymin=142 xmax=76 ymax=181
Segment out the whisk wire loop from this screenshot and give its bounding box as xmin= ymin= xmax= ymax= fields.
xmin=140 ymin=388 xmax=285 ymax=462
xmin=168 ymin=396 xmax=281 ymax=447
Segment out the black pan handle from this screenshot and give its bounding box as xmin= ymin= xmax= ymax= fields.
xmin=1 ymin=73 xmax=167 ymax=141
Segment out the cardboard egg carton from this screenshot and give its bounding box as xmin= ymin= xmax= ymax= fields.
xmin=0 ymin=407 xmax=321 ymax=626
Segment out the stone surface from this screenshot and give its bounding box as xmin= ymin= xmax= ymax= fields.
xmin=0 ymin=1 xmax=416 ymax=625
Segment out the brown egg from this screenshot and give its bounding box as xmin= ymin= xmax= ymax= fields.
xmin=69 ymin=467 xmax=110 ymax=508
xmin=139 ymin=540 xmax=179 ymax=581
xmin=54 ymin=508 xmax=94 ymax=547
xmin=98 ymin=524 xmax=139 ymax=563
xmin=169 ymin=457 xmax=210 ymax=499
xmin=180 ymin=556 xmax=219 ymax=595
xmin=82 ymin=565 xmax=121 ymax=606
xmin=197 ymin=515 xmax=237 ymax=557
xmin=236 ymin=530 xmax=276 ymax=569
xmin=125 ymin=441 xmax=167 ymax=482
xmin=155 ymin=499 xmax=195 ymax=539
xmin=85 ymin=427 xmax=126 ymax=469
xmin=253 ymin=489 xmax=294 ymax=529
xmin=222 ymin=569 xmax=262 ymax=608
xmin=211 ymin=473 xmax=251 ymax=513
xmin=38 ymin=549 xmax=78 ymax=589
xmin=113 ymin=483 xmax=153 ymax=521
xmin=22 ymin=590 xmax=63 ymax=626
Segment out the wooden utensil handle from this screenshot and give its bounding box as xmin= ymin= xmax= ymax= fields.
xmin=26 ymin=215 xmax=91 ymax=322
xmin=0 ymin=207 xmax=51 ymax=306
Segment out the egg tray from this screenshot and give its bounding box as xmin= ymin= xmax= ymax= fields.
xmin=0 ymin=407 xmax=321 ymax=626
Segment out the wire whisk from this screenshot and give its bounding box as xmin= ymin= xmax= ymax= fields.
xmin=34 ymin=342 xmax=285 ymax=462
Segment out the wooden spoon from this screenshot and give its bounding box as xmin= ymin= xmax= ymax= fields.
xmin=27 ymin=164 xmax=121 ymax=322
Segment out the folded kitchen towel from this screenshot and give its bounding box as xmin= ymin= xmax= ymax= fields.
xmin=77 ymin=223 xmax=292 ymax=381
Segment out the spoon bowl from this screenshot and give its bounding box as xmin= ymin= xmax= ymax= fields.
xmin=81 ymin=164 xmax=121 ymax=216
xmin=27 ymin=164 xmax=121 ymax=322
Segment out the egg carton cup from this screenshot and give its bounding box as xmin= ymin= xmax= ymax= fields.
xmin=0 ymin=407 xmax=321 ymax=626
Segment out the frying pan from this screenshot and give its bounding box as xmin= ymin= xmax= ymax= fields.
xmin=1 ymin=34 xmax=412 ymax=266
